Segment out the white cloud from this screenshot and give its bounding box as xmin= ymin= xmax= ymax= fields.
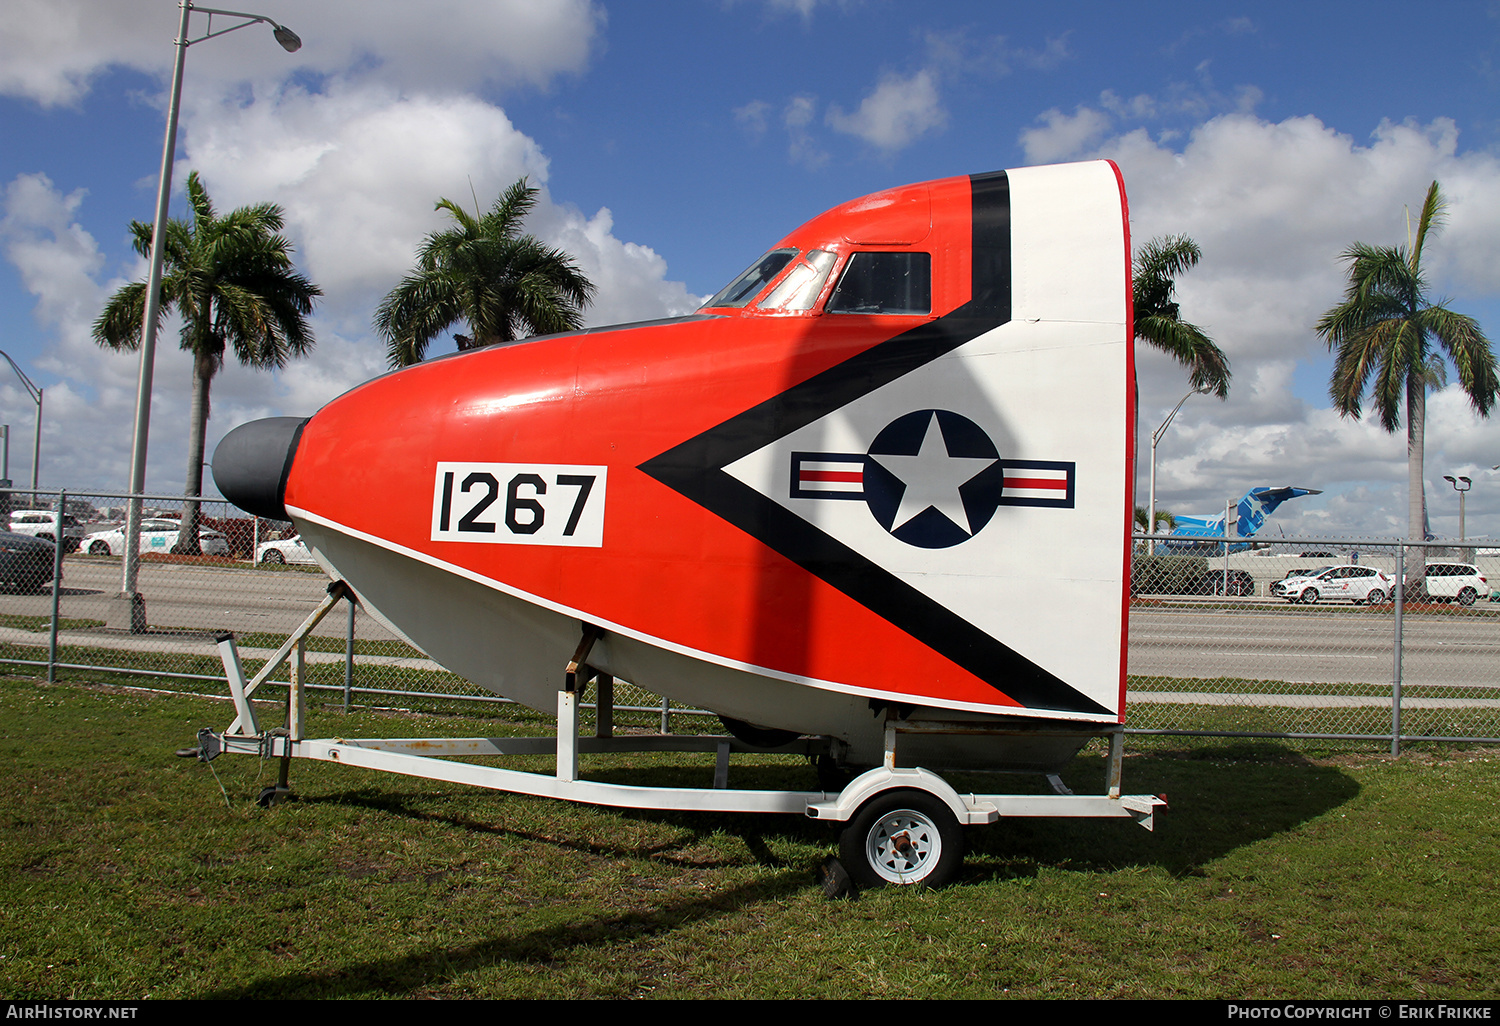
xmin=180 ymin=83 xmax=553 ymax=321
xmin=0 ymin=174 xmax=105 ymax=338
xmin=733 ymin=99 xmax=772 ymax=141
xmin=532 ymin=204 xmax=703 ymax=326
xmin=784 ymin=95 xmax=829 ymax=169
xmin=1019 ymin=106 xmax=1113 ymax=164
xmin=3 ymin=75 xmax=704 ymax=493
xmin=179 ymin=81 xmax=702 ymax=333
xmin=1028 ymin=111 xmax=1500 ymax=537
xmin=0 ymin=0 xmax=604 ymax=108
xmin=826 ymin=71 xmax=947 ymax=152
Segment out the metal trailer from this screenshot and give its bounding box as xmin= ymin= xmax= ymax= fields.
xmin=194 ymin=582 xmax=1164 ymax=889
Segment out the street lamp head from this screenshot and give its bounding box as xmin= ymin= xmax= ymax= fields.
xmin=1444 ymin=475 xmax=1456 ymax=485
xmin=1460 ymin=476 xmax=1472 ymax=486
xmin=272 ymin=24 xmax=301 ymax=52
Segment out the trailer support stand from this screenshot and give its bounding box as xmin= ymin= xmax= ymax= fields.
xmin=557 ymin=688 xmax=579 ymax=783
xmin=217 ymin=632 xmax=258 ymax=737
xmin=264 ymin=637 xmax=308 ymax=806
xmin=1106 ymin=728 xmax=1124 ymax=799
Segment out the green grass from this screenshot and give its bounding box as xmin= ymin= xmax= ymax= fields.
xmin=228 ymin=631 xmax=427 ymax=660
xmin=1132 ymin=597 xmax=1497 ymax=617
xmin=1128 ymin=674 xmax=1490 ymax=700
xmin=1 ymin=674 xmax=1498 ymax=999
xmin=0 ymin=613 xmax=106 ymax=632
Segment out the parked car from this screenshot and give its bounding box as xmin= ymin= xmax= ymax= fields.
xmin=0 ymin=530 xmax=58 ymax=592
xmin=1282 ymin=566 xmax=1332 ymax=581
xmin=8 ymin=509 xmax=85 ymax=553
xmin=1413 ymin=563 xmax=1488 ymax=606
xmin=1199 ymin=568 xmax=1256 ymax=596
xmin=1271 ymin=564 xmax=1394 ymax=605
xmin=255 ymin=534 xmax=316 ymax=565
xmin=83 ymin=519 xmax=230 ymax=557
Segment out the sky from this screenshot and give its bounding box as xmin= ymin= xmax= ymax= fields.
xmin=3 ymin=0 xmax=1500 ymax=541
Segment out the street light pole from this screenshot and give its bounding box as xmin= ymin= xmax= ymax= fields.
xmin=0 ymin=349 xmax=44 ymax=498
xmin=1148 ymin=387 xmax=1206 ymax=555
xmin=1442 ymin=474 xmax=1472 ymax=545
xmin=113 ymin=1 xmax=301 ymax=632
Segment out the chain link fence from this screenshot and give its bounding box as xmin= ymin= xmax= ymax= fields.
xmin=1129 ymin=534 xmax=1500 ymax=749
xmin=0 ymin=489 xmax=683 ymax=735
xmin=3 ymin=488 xmax=1496 ymax=751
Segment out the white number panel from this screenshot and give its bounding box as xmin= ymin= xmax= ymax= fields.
xmin=431 ymin=463 xmax=607 ymax=547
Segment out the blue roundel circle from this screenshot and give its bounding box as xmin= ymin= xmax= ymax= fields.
xmin=863 ymin=409 xmax=1005 ymax=548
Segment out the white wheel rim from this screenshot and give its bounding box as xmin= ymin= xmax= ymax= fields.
xmin=866 ymin=809 xmax=942 ymax=884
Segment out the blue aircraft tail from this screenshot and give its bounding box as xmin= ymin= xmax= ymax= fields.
xmin=1164 ymin=486 xmax=1321 ymax=551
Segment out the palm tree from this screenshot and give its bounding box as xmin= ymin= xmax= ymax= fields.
xmin=1134 ymin=506 xmax=1177 ymax=533
xmin=94 ymin=171 xmax=320 ymax=554
xmin=375 ymin=179 xmax=595 ymax=368
xmin=1315 ymin=181 xmax=1498 ymax=595
xmin=1134 ymin=235 xmax=1231 ymax=399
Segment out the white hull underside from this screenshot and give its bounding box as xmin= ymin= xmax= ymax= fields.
xmin=298 ymin=518 xmax=1108 ymax=770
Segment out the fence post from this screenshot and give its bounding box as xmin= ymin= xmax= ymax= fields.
xmin=343 ymin=598 xmax=355 ymax=714
xmin=1391 ymin=545 xmax=1404 ymax=757
xmin=47 ymin=489 xmax=65 ymax=684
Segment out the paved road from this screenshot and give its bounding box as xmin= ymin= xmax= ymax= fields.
xmin=5 ymin=556 xmax=404 ymax=641
xmin=4 ymin=557 xmax=1497 ymax=695
xmin=1128 ymin=604 xmax=1500 ymax=688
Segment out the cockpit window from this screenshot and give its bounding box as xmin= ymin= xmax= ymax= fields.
xmin=757 ymin=250 xmax=837 ymax=312
xmin=701 ymin=248 xmax=798 ymax=309
xmin=827 ymin=252 xmax=931 ymax=315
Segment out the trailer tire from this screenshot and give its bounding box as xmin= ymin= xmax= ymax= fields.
xmin=839 ymin=789 xmax=964 ymax=889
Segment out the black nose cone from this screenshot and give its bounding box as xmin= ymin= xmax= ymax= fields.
xmin=213 ymin=417 xmax=309 ymax=521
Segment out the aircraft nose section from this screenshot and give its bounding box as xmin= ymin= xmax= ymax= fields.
xmin=212 ymin=416 xmax=309 ymax=521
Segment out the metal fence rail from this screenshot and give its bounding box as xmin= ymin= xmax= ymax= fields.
xmin=3 ymin=488 xmax=1497 ymax=752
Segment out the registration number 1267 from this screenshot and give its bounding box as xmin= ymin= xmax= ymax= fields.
xmin=431 ymin=463 xmax=606 ymax=548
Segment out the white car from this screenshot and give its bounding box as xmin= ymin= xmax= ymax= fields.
xmin=255 ymin=534 xmax=317 ymax=565
xmin=1271 ymin=564 xmax=1394 ymax=605
xmin=84 ymin=518 xmax=230 ymax=556
xmin=1415 ymin=563 xmax=1489 ymax=606
xmin=8 ymin=510 xmax=86 ymax=552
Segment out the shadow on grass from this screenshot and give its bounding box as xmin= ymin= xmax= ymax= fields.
xmin=962 ymin=742 xmax=1361 ymax=882
xmin=195 ymin=860 xmax=807 ymax=999
xmin=284 ymin=738 xmax=1359 ymax=882
xmin=188 ymin=741 xmax=1360 ymax=998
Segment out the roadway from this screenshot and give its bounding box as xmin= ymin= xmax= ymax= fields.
xmin=4 ymin=557 xmax=1498 ymax=695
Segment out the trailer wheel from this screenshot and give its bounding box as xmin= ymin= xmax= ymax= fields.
xmin=839 ymin=789 xmax=964 ymax=888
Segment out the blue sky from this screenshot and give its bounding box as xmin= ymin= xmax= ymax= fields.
xmin=3 ymin=0 xmax=1500 ymax=538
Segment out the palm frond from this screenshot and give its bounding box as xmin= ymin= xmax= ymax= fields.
xmin=1131 ymin=234 xmax=1229 ymax=398
xmin=376 ymin=178 xmax=595 ymax=367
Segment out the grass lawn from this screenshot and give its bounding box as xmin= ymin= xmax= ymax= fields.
xmin=0 ymin=673 xmax=1496 ymax=1000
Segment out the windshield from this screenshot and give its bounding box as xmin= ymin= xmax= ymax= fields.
xmin=758 ymin=250 xmax=837 ymax=312
xmin=701 ymin=249 xmax=798 ymax=309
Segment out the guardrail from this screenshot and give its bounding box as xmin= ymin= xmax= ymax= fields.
xmin=3 ymin=488 xmax=1497 ymax=753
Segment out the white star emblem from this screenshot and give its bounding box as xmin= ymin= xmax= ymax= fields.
xmin=869 ymin=412 xmax=997 ymax=533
